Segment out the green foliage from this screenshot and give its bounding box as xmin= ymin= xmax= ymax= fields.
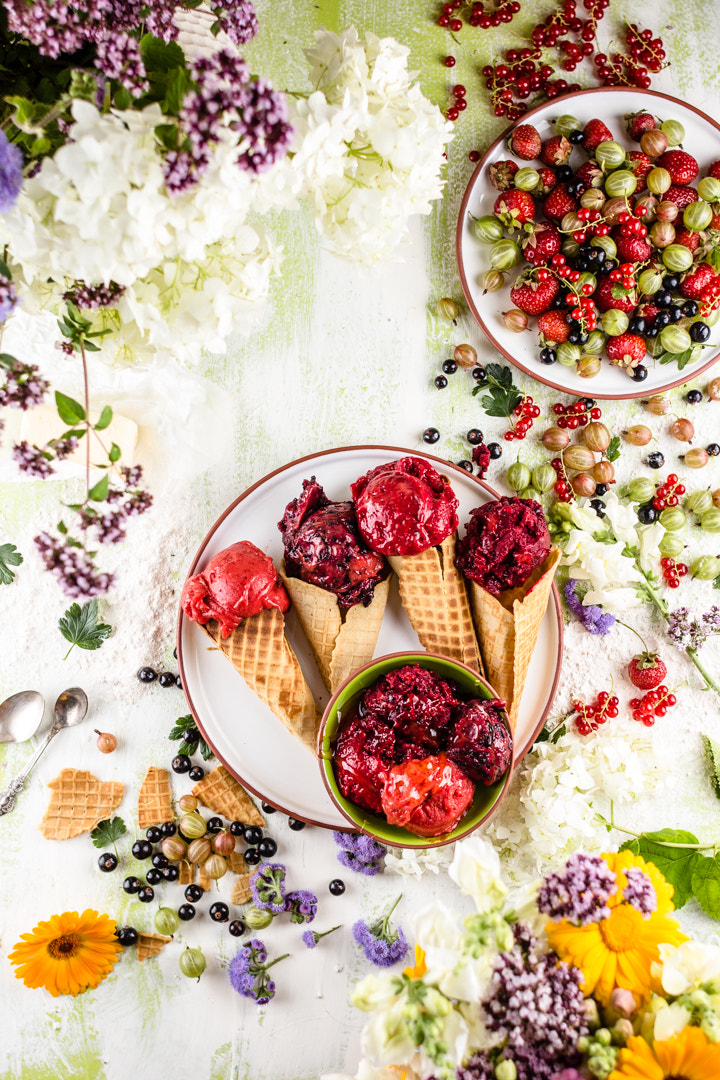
xmin=703 ymin=734 xmax=720 ymax=799
xmin=606 ymin=436 xmax=621 ymax=463
xmin=91 ymin=816 xmax=126 ymax=850
xmin=619 ymin=828 xmax=716 ymax=909
xmin=471 ymin=363 xmax=523 ymax=418
xmin=58 ymin=599 xmax=112 ymax=657
xmin=0 ymin=543 xmax=23 ymax=584
xmin=169 ymin=714 xmax=213 ymax=761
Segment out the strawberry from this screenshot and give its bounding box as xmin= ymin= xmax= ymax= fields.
xmin=614 ymin=232 xmax=653 ymax=263
xmin=663 ymin=184 xmax=699 ymax=211
xmin=536 ymin=167 xmax=557 ymax=196
xmin=594 ymin=276 xmax=638 ymax=314
xmin=510 ymin=273 xmax=559 ymax=315
xmin=657 ymin=149 xmax=699 ymax=185
xmin=628 ymin=651 xmax=667 ymax=690
xmin=606 ymin=332 xmax=646 ymax=368
xmin=542 ymin=183 xmax=576 ymax=222
xmin=627 ymin=150 xmax=653 ymax=183
xmin=488 ymin=159 xmax=519 ymax=191
xmin=507 ymin=124 xmax=542 ymax=161
xmin=493 ymin=189 xmax=535 ymax=227
xmin=583 ymin=118 xmax=613 ymax=151
xmin=680 ymin=263 xmax=720 ymax=300
xmin=637 ymin=302 xmax=660 ymax=323
xmin=625 ymin=111 xmax=656 ymax=140
xmin=674 ymin=227 xmax=701 ymax=252
xmin=540 ymin=135 xmax=572 ymax=167
xmin=575 ymin=161 xmax=603 ymax=188
xmin=708 ymin=161 xmax=720 ymax=181
xmin=521 ymin=221 xmax=561 ymax=266
xmin=538 ymin=310 xmax=569 ymax=343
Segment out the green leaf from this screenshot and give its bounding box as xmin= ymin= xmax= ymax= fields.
xmin=91 ymin=816 xmax=126 ymax=850
xmin=113 ymin=87 xmax=131 ymax=111
xmin=108 ymin=443 xmax=121 ymax=463
xmin=140 ymin=34 xmax=186 ymax=73
xmin=702 ymin=734 xmax=720 ymax=799
xmin=55 ymin=390 xmax=86 ymax=425
xmin=691 ymin=854 xmax=720 ymax=919
xmin=658 ymin=347 xmax=701 ymax=370
xmin=0 ymin=543 xmax=23 ymax=585
xmin=162 ymin=67 xmax=192 ymax=116
xmin=94 ymin=405 xmax=113 ymax=431
xmin=58 ymin=599 xmax=112 ymax=657
xmin=714 ymin=573 xmax=720 ymax=590
xmin=0 ymin=258 xmax=11 ymax=280
xmin=169 ymin=714 xmax=214 ymax=761
xmin=0 ymin=353 xmax=16 ymax=369
xmin=88 ymin=474 xmax=109 ymax=502
xmin=619 ymin=828 xmax=701 ymax=908
xmin=606 ymin=436 xmax=621 ymax=463
xmin=57 ymin=521 xmax=67 ymax=535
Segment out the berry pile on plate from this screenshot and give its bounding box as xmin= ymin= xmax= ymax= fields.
xmin=476 ymin=110 xmax=720 ymax=381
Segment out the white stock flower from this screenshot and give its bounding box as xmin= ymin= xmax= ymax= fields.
xmin=637 ymin=522 xmax=665 ymax=572
xmin=653 ymin=1001 xmax=692 ymax=1041
xmin=654 ymin=941 xmax=720 ymax=996
xmin=411 ymin=902 xmax=494 ymax=1003
xmin=602 ymin=490 xmax=640 ymax=547
xmin=361 ymin=998 xmax=419 ymax=1069
xmin=351 ymin=971 xmax=401 ymax=1013
xmin=568 ymin=501 xmax=605 ymax=534
xmin=448 ymin=835 xmax=507 ymax=913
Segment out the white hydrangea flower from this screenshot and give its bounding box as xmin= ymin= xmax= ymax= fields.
xmin=384 ymin=844 xmax=454 ymax=878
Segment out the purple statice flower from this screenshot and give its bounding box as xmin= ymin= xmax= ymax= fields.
xmin=622 ymin=867 xmax=657 ymax=918
xmin=232 ymin=76 xmax=292 ymax=174
xmin=209 ymin=0 xmax=259 ymax=46
xmin=564 ymin=579 xmax=616 ymax=636
xmin=63 ymin=281 xmax=125 ymax=310
xmin=228 ymin=937 xmax=288 ymax=1005
xmin=667 ymin=607 xmax=707 ymax=651
xmin=284 ymin=889 xmax=317 ymax=925
xmin=49 ymin=435 xmax=79 ymax=461
xmin=702 ymin=606 xmax=720 ymax=633
xmin=352 ymin=895 xmax=408 ymax=968
xmin=481 ymin=924 xmax=587 ymax=1080
xmin=0 ymin=276 xmax=18 ymax=322
xmin=333 ymin=830 xmax=385 ymax=876
xmin=250 ymin=862 xmax=287 ymax=913
xmin=12 ymin=441 xmax=54 ymax=479
xmin=303 ymin=924 xmax=341 ymax=949
xmin=34 ymin=531 xmax=113 ymax=598
xmin=537 ymin=853 xmax=617 ymax=926
xmin=0 ymin=132 xmax=23 ymax=213
xmin=0 ymin=359 xmax=49 ymax=410
xmin=95 ymin=33 xmax=146 ymax=96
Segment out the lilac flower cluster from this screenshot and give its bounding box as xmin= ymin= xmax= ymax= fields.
xmin=79 ymin=465 xmax=153 ymax=546
xmin=352 ymin=895 xmax=408 ymax=968
xmin=0 ymin=131 xmax=23 ymax=214
xmin=4 ymin=0 xmax=180 ymax=58
xmin=94 ymin=33 xmax=146 ymax=95
xmin=250 ymin=862 xmax=287 ymax=914
xmin=667 ymin=607 xmax=707 ymax=651
xmin=537 ymin=853 xmax=617 ymax=926
xmin=34 ymin=531 xmax=113 ymax=598
xmin=455 ymin=1054 xmax=495 ymax=1080
xmin=481 ymin=924 xmax=587 ymax=1080
xmin=209 ymin=0 xmax=258 ymax=46
xmin=228 ymin=937 xmax=288 ymax=1005
xmin=50 ymin=435 xmax=79 ymax=460
xmin=12 ymin=441 xmax=54 ymax=479
xmin=284 ymin=889 xmax=317 ymax=925
xmin=302 ymin=924 xmax=341 ymax=949
xmin=0 ymin=276 xmax=18 ymax=322
xmin=0 ymin=360 xmax=49 ymax=410
xmin=703 ymin=606 xmax=720 ymax=633
xmin=63 ymin=282 xmax=126 ymax=310
xmin=564 ymin=580 xmax=616 ymax=636
xmin=232 ymin=76 xmax=293 ymax=174
xmin=333 ymin=831 xmax=385 ymax=876
xmin=622 ymin=867 xmax=657 ymax=918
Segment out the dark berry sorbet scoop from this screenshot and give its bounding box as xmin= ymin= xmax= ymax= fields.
xmin=455 ymin=496 xmax=551 ymax=596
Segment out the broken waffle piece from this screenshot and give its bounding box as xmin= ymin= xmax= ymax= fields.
xmin=191 ymin=765 xmax=264 ymax=827
xmin=138 ymin=766 xmax=173 ymax=829
xmin=40 ymin=769 xmax=124 ymax=840
xmin=231 ymin=873 xmax=253 ymax=905
xmin=136 ymin=933 xmax=172 ymax=961
xmin=178 ymin=861 xmax=195 ymax=886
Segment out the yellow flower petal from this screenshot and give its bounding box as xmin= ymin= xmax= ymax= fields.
xmin=610 ymin=1028 xmax=720 ymax=1080
xmin=8 ymin=910 xmax=121 ymax=997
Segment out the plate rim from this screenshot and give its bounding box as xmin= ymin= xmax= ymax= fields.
xmin=456 ymin=86 xmax=720 ymax=401
xmin=176 ymin=444 xmax=565 ymax=828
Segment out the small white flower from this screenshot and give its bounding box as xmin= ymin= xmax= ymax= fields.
xmin=448 ymin=835 xmax=507 ymax=913
xmin=653 ymin=1001 xmax=692 ymax=1042
xmin=654 ymin=941 xmax=720 ymax=996
xmin=603 ymin=490 xmax=640 ymax=546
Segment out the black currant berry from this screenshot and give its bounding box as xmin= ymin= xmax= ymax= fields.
xmin=261 ymin=803 xmax=277 ymax=814
xmin=206 ymin=817 xmax=223 ymax=834
xmin=329 ymin=879 xmax=346 ymax=896
xmin=185 ymin=885 xmax=205 ymax=903
xmin=442 ymin=358 xmax=457 ymax=374
xmin=171 ymin=754 xmax=191 ymax=774
xmin=145 ymin=868 xmax=163 ymax=885
xmin=138 ymin=887 xmax=154 ymax=903
xmin=434 ymin=375 xmax=448 ymax=389
xmin=209 ymin=902 xmax=229 ymax=922
xmin=244 ymin=826 xmax=263 ymax=845
xmin=487 ymin=442 xmax=502 ymax=459
xmin=422 ymin=427 xmax=440 ymax=444
xmin=116 ymin=927 xmax=138 ymax=947
xmin=257 ymin=838 xmax=277 ymax=858
xmin=229 ymin=920 xmax=246 ymax=937
xmin=163 ymin=866 xmax=180 ymax=882
xmin=123 ymin=876 xmax=142 ymax=894
xmin=244 ymin=849 xmax=261 ymax=865
xmin=467 ymin=428 xmax=483 ymax=445
xmin=98 ymin=853 xmax=117 ymax=872
xmin=178 ymin=904 xmax=196 ymax=921
xmin=137 ymin=667 xmax=157 ymax=683
xmin=146 ymin=826 xmax=162 ymax=843
xmin=646 ymin=451 xmax=665 ymax=469
xmin=686 ymin=389 xmax=703 ymax=404
xmin=132 ymin=840 xmax=153 ymax=860
xmin=288 ymin=818 xmax=306 ymax=832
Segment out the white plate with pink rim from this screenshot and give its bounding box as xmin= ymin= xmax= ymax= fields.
xmin=457 ymin=87 xmax=720 ymax=400
xmin=177 ymin=445 xmax=564 ymax=829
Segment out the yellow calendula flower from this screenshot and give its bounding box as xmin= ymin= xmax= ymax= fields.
xmin=545 ymin=851 xmax=687 ymax=1007
xmin=8 ymin=909 xmax=122 ymax=997
xmin=609 ymin=1028 xmax=720 ymax=1079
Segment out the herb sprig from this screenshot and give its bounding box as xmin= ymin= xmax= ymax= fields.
xmin=58 ymin=599 xmax=112 ymax=659
xmin=169 ymin=714 xmax=214 ymax=761
xmin=471 ymin=363 xmax=523 ymax=418
xmin=0 ymin=543 xmax=23 ymax=585
xmin=91 ymin=816 xmax=127 ymax=856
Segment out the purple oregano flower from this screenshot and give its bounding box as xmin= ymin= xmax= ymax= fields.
xmin=564 ymin=579 xmax=616 ymax=636
xmin=209 ymin=0 xmax=259 ymax=45
xmin=228 ymin=938 xmax=288 ymax=1005
xmin=537 ymin=852 xmax=617 ymax=926
xmin=622 ymin=867 xmax=657 ymax=918
xmin=667 ymin=607 xmax=707 ymax=651
xmin=95 ymin=33 xmax=146 ymax=96
xmin=34 ymin=532 xmax=113 ymax=598
xmin=0 ymin=359 xmax=49 ymax=410
xmin=12 ymin=441 xmax=54 ymax=479
xmin=250 ymin=862 xmax=287 ymax=914
xmin=284 ymin=889 xmax=317 ymax=925
xmin=352 ymin=895 xmax=408 ymax=968
xmin=0 ymin=276 xmax=18 ymax=322
xmin=333 ymin=830 xmax=385 ymax=876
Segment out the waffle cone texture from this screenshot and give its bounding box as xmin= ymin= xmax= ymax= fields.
xmin=469 ymin=547 xmax=561 ymax=732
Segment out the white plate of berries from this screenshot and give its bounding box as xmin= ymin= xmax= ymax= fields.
xmin=457 ymin=88 xmax=720 ymax=399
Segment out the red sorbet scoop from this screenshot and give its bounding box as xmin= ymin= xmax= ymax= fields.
xmin=381 ymin=753 xmax=475 ymax=837
xmin=446 ymin=699 xmax=512 ymax=785
xmin=181 ymin=541 xmax=289 ymax=638
xmin=351 ymin=456 xmax=459 ymax=556
xmin=334 ymin=713 xmax=395 ymax=815
xmin=455 ymin=496 xmax=551 ymax=596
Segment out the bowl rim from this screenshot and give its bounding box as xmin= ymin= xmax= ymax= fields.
xmin=317 ymin=649 xmax=516 ymax=849
xmin=456 ymin=85 xmax=720 ymax=401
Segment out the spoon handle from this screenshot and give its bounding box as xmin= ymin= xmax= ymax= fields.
xmin=0 ymin=726 xmax=58 ymax=816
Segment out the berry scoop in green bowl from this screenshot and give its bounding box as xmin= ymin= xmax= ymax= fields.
xmin=318 ymin=652 xmax=514 ymax=849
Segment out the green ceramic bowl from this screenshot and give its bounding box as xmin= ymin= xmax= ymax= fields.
xmin=318 ymin=651 xmax=514 ymax=849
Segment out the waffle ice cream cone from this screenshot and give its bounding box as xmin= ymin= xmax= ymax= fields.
xmin=40 ymin=769 xmax=124 ymax=840
xmin=138 ymin=766 xmax=173 ymax=829
xmin=280 ymin=567 xmax=390 ymax=693
xmin=388 ymin=534 xmax=482 ymax=673
xmin=469 ymin=547 xmax=561 ymax=732
xmin=136 ymin=933 xmax=172 ymax=961
xmin=191 ymin=765 xmax=264 ymax=827
xmin=202 ymin=608 xmax=320 ymax=753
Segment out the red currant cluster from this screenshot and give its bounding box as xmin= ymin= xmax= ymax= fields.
xmin=552 ymin=400 xmax=603 ymax=429
xmin=571 ymin=207 xmax=609 ymax=241
xmin=446 ymin=84 xmax=468 ymax=122
xmin=700 ymin=278 xmax=720 ymax=317
xmin=437 ymin=0 xmax=521 ymax=31
xmin=573 ymin=690 xmax=620 ymax=735
xmin=609 ymin=263 xmax=640 ymax=291
xmin=565 ymin=289 xmax=598 ymax=334
xmin=630 ymin=685 xmax=677 ymax=725
xmin=481 ymin=54 xmax=580 ymax=121
xmin=660 ymin=557 xmax=688 ymax=589
xmin=506 ymin=395 xmax=541 ymax=441
xmin=594 ymin=24 xmax=667 ymax=90
xmin=652 ymin=473 xmax=686 ymax=509
xmin=625 ymin=23 xmax=667 ymax=72
xmin=548 ymin=253 xmax=580 ymax=283
xmin=550 ymin=456 xmax=573 ymax=501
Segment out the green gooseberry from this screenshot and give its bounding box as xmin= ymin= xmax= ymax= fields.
xmin=585 ymin=329 xmax=606 ymax=353
xmin=683 ymin=201 xmax=713 ymax=232
xmin=637 ymin=268 xmax=664 ymax=295
xmin=692 ymin=555 xmax=720 ymax=580
xmin=687 ymin=489 xmax=714 ymax=515
xmin=519 ymin=487 xmax=539 ymax=501
xmin=532 ymin=463 xmax=557 ymax=493
xmin=701 ymin=509 xmax=720 ymax=533
xmin=661 ymin=119 xmax=685 ymax=146
xmin=647 ymin=167 xmax=671 ymax=195
xmin=590 ymin=235 xmax=617 ymax=259
xmin=626 ymin=477 xmax=656 ymax=503
xmin=577 ymin=272 xmax=597 ymax=292
xmin=515 ymin=168 xmax=540 ymax=191
xmin=555 ymin=114 xmax=582 ymax=136
xmin=658 ymin=533 xmax=684 ymax=558
xmin=662 ymin=244 xmax=694 ymax=273
xmin=490 ymin=238 xmax=521 ymax=271
xmin=602 ymin=309 xmax=629 ymax=336
xmin=698 ymin=177 xmax=720 ymax=203
xmin=604 ymin=170 xmax=638 ymax=198
xmin=245 ymin=905 xmax=274 ymax=929
xmin=660 ymin=325 xmax=692 ymax=354
xmin=507 ymin=462 xmax=531 ymax=491
xmin=155 ymin=907 xmax=181 ymax=936
xmin=556 ymin=342 xmax=581 ymax=366
xmin=595 ymin=141 xmax=626 ymax=169
xmin=179 ymin=947 xmax=206 ymax=981
xmin=562 ymin=239 xmax=580 ymax=258
xmin=473 ymin=215 xmax=505 ymax=243
xmin=659 ymin=507 xmax=686 ymax=531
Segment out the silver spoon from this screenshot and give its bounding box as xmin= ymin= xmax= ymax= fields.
xmin=0 ymin=687 xmax=89 ymax=816
xmin=0 ymin=691 xmax=45 ymax=744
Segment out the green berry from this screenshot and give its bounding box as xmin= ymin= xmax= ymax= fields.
xmin=473 ymin=215 xmax=504 ymax=243
xmin=692 ymin=555 xmax=720 ymax=580
xmin=507 ymin=462 xmax=531 ymax=491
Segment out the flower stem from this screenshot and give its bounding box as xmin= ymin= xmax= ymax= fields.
xmin=263 ymin=953 xmax=290 ymax=970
